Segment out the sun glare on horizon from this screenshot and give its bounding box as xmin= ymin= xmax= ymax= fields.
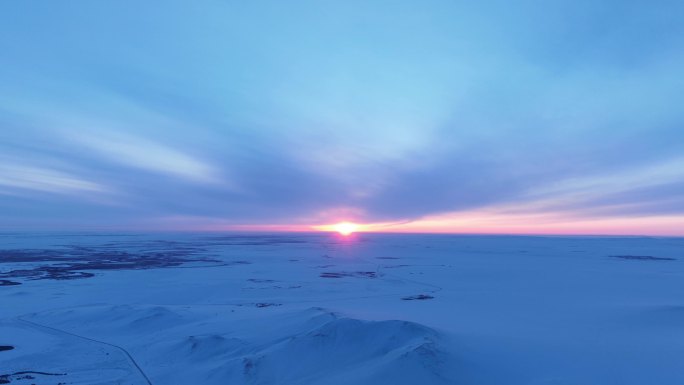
xmin=333 ymin=222 xmax=358 ymax=236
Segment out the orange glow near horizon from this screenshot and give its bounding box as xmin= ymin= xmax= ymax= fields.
xmin=312 ymin=221 xmax=369 ymax=235
xmin=151 ymin=211 xmax=684 ymax=237
xmin=333 ymin=222 xmax=358 ymax=236
xmin=309 ymin=212 xmax=684 ymax=237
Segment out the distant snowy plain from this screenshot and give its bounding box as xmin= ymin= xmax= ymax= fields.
xmin=1 ymin=232 xmax=683 ymax=384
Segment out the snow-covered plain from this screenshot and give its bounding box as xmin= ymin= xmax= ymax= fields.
xmin=1 ymin=232 xmax=683 ymax=384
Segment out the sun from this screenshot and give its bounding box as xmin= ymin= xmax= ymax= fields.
xmin=333 ymin=222 xmax=358 ymax=236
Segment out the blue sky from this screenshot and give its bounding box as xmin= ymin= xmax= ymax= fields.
xmin=1 ymin=0 xmax=683 ymax=234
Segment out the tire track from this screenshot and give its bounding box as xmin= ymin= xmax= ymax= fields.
xmin=16 ymin=317 xmax=153 ymax=385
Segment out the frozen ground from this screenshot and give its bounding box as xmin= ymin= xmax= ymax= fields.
xmin=1 ymin=232 xmax=683 ymax=384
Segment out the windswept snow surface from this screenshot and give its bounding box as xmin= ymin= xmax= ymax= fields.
xmin=1 ymin=232 xmax=683 ymax=384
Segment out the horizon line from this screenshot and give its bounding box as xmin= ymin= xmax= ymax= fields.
xmin=1 ymin=228 xmax=682 ymax=239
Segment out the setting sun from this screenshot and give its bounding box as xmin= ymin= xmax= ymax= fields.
xmin=333 ymin=222 xmax=358 ymax=236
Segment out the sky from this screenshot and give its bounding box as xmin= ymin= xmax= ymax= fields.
xmin=1 ymin=0 xmax=683 ymax=235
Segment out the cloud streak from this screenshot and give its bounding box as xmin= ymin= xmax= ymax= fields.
xmin=0 ymin=163 xmax=108 ymax=196
xmin=64 ymin=130 xmax=223 ymax=184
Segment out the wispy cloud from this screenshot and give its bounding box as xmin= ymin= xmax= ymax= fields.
xmin=535 ymin=157 xmax=684 ymax=198
xmin=64 ymin=130 xmax=223 ymax=184
xmin=504 ymin=157 xmax=684 ymax=216
xmin=0 ymin=163 xmax=108 ymax=196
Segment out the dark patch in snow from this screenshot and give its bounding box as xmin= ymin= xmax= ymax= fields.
xmin=0 ymin=371 xmax=66 ymax=384
xmin=243 ymin=357 xmax=256 ymax=377
xmin=228 ymin=260 xmax=252 ymax=265
xmin=247 ymin=278 xmax=277 ymax=283
xmin=200 ymin=235 xmax=308 ymax=246
xmin=255 ymin=303 xmax=282 ymax=308
xmin=402 ymin=294 xmax=435 ymax=301
xmin=0 ymin=243 xmax=226 ymax=284
xmin=320 ymin=271 xmax=378 ymax=279
xmin=609 ymin=255 xmax=676 ymax=261
xmin=0 ymin=346 xmax=14 ymax=352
